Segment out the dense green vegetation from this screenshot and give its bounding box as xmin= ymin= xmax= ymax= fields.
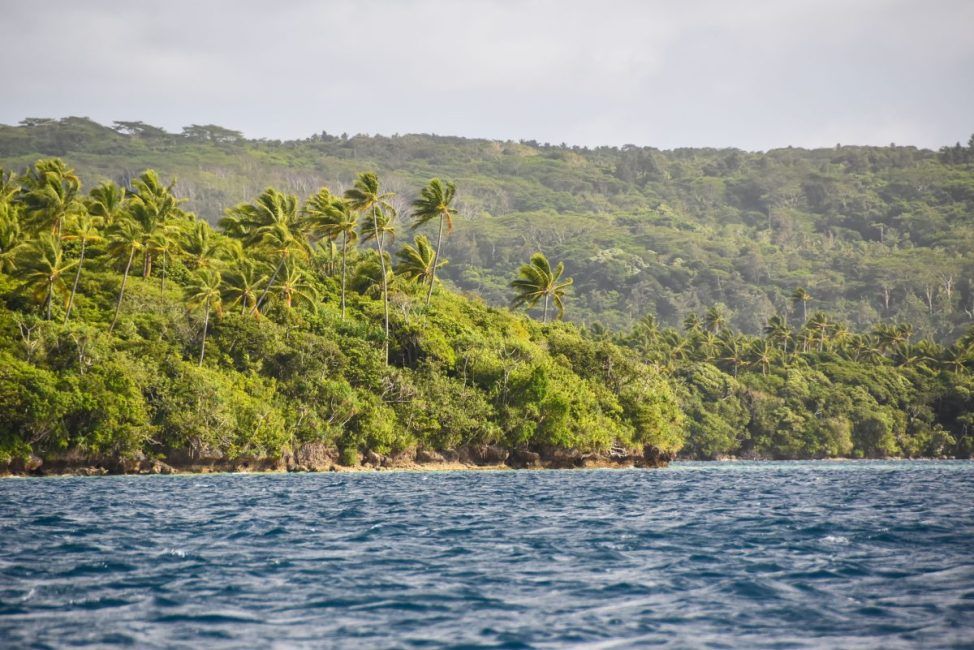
xmin=2 ymin=117 xmax=973 ymax=340
xmin=1 ymin=122 xmax=973 ymax=466
xmin=0 ymin=161 xmax=685 ymax=469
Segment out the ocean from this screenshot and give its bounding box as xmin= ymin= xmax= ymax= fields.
xmin=1 ymin=461 xmax=972 ymax=648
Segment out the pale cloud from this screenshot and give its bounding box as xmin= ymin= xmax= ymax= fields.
xmin=0 ymin=0 xmax=971 ymax=150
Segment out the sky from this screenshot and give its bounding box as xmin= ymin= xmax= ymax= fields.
xmin=1 ymin=0 xmax=972 ymax=151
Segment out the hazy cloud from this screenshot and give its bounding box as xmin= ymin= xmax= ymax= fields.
xmin=1 ymin=0 xmax=971 ymax=149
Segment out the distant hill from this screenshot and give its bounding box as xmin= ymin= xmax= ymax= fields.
xmin=2 ymin=116 xmax=972 ymax=339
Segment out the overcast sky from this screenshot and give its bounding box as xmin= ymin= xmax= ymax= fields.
xmin=1 ymin=0 xmax=971 ymax=150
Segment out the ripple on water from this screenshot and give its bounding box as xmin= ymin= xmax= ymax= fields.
xmin=0 ymin=461 xmax=973 ymax=648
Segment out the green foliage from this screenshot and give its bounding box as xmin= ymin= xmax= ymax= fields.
xmin=1 ymin=136 xmax=972 ymax=464
xmin=5 ymin=119 xmax=972 ymax=339
xmin=0 ymin=162 xmax=690 ymax=467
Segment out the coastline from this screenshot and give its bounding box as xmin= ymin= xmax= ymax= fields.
xmin=0 ymin=444 xmax=674 ymax=477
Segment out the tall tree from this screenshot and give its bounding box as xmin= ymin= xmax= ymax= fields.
xmin=272 ymin=264 xmax=319 ymax=313
xmin=61 ymin=213 xmax=103 ymax=322
xmin=0 ymin=201 xmax=23 ymax=275
xmin=17 ymin=233 xmax=76 ymax=319
xmin=704 ymin=305 xmax=728 ymax=335
xmin=85 ymin=182 xmax=127 ymax=226
xmin=764 ymin=314 xmax=792 ymax=354
xmin=510 ymin=252 xmax=573 ymax=323
xmin=106 ymin=218 xmax=144 ymax=332
xmin=127 ymin=170 xmax=186 ymax=278
xmin=186 ymin=269 xmax=222 ymax=366
xmin=222 ymin=188 xmax=307 ymax=316
xmin=222 ymin=258 xmax=266 ymax=316
xmin=396 ymin=234 xmax=446 ymax=285
xmin=411 ymin=179 xmax=458 ymax=305
xmin=19 ymin=159 xmax=83 ymax=239
xmin=791 ymin=287 xmax=812 ymax=324
xmin=303 ymin=189 xmax=358 ymax=319
xmin=181 ymin=220 xmax=227 ymax=270
xmin=345 ymin=173 xmax=396 ymax=363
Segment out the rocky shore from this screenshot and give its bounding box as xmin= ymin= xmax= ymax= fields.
xmin=0 ymin=444 xmax=674 ymax=477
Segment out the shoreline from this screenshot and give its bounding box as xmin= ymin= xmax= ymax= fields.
xmin=2 ymin=454 xmax=969 ymax=479
xmin=0 ymin=444 xmax=674 ymax=477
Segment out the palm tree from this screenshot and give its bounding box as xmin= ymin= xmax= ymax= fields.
xmin=0 ymin=168 xmax=20 ymax=205
xmin=360 ymin=205 xmax=397 ymax=247
xmin=273 ymin=264 xmax=319 ymax=313
xmin=186 ymin=269 xmax=222 ymax=366
xmin=127 ymin=171 xmax=186 ymax=278
xmin=940 ymin=345 xmax=972 ymax=374
xmin=345 ymin=173 xmax=396 ymax=363
xmin=871 ymin=323 xmax=898 ymax=354
xmin=396 ymin=235 xmax=446 ymax=286
xmin=764 ymin=314 xmax=792 ymax=354
xmin=719 ymin=334 xmax=748 ymax=378
xmin=682 ymin=313 xmax=702 ymax=333
xmin=181 ymin=220 xmax=226 ymax=270
xmin=61 ymin=212 xmax=103 ymax=322
xmin=791 ymin=287 xmax=812 ymax=324
xmin=17 ymin=233 xmax=77 ymax=319
xmin=148 ymin=228 xmax=178 ymax=290
xmin=222 ymin=188 xmax=307 ymax=316
xmin=748 ymin=338 xmax=776 ymax=376
xmin=222 ymin=258 xmax=266 ymax=316
xmin=805 ymin=312 xmax=833 ymax=352
xmin=510 ymin=252 xmax=573 ymax=323
xmin=85 ymin=182 xmax=127 ymax=226
xmin=704 ymin=305 xmax=728 ymax=335
xmin=411 ymin=179 xmax=458 ymax=305
xmin=891 ymin=342 xmax=933 ymax=373
xmin=0 ymin=201 xmax=24 ymax=275
xmin=689 ymin=329 xmax=720 ymax=362
xmin=252 ymin=222 xmax=309 ymax=314
xmin=893 ymin=323 xmax=914 ymax=346
xmin=304 ymin=189 xmax=358 ymax=319
xmin=107 ymin=218 xmax=144 ymax=332
xmin=19 ymin=159 xmax=83 ymax=239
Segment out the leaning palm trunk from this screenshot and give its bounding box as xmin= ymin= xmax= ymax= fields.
xmin=252 ymin=256 xmax=287 ymax=316
xmin=45 ymin=282 xmax=54 ymax=320
xmin=64 ymin=239 xmax=86 ymax=323
xmin=543 ymin=293 xmax=550 ymax=324
xmin=109 ymin=248 xmax=136 ymax=333
xmin=374 ymin=206 xmax=390 ymax=364
xmin=425 ymin=215 xmax=445 ymax=307
xmin=340 ymin=231 xmax=348 ymax=320
xmin=199 ymin=306 xmax=210 ymax=366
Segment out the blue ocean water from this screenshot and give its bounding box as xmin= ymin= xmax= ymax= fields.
xmin=1 ymin=462 xmax=973 ymax=648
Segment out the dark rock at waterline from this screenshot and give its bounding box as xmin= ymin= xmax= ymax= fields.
xmin=292 ymin=443 xmax=336 ymax=471
xmin=364 ymin=450 xmax=384 ymax=467
xmin=382 ymin=449 xmax=417 ymax=468
xmin=8 ymin=454 xmax=43 ymax=473
xmin=439 ymin=449 xmax=460 ymax=463
xmin=642 ymin=445 xmax=674 ymax=467
xmin=416 ymin=449 xmax=446 ymax=463
xmin=148 ymin=461 xmax=176 ymax=474
xmin=165 ymin=448 xmax=225 ymax=468
xmin=508 ymin=449 xmax=541 ymax=468
xmin=461 ymin=445 xmax=509 ymax=465
xmin=542 ymin=449 xmax=585 ymax=469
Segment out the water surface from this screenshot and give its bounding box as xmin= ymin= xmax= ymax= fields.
xmin=1 ymin=461 xmax=973 ymax=648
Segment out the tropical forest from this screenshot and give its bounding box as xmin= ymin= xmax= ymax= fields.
xmin=1 ymin=118 xmax=973 ymax=472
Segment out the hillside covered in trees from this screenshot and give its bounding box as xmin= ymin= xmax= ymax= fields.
xmin=2 ymin=117 xmax=973 ymax=341
xmin=1 ymin=157 xmax=973 ymax=470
